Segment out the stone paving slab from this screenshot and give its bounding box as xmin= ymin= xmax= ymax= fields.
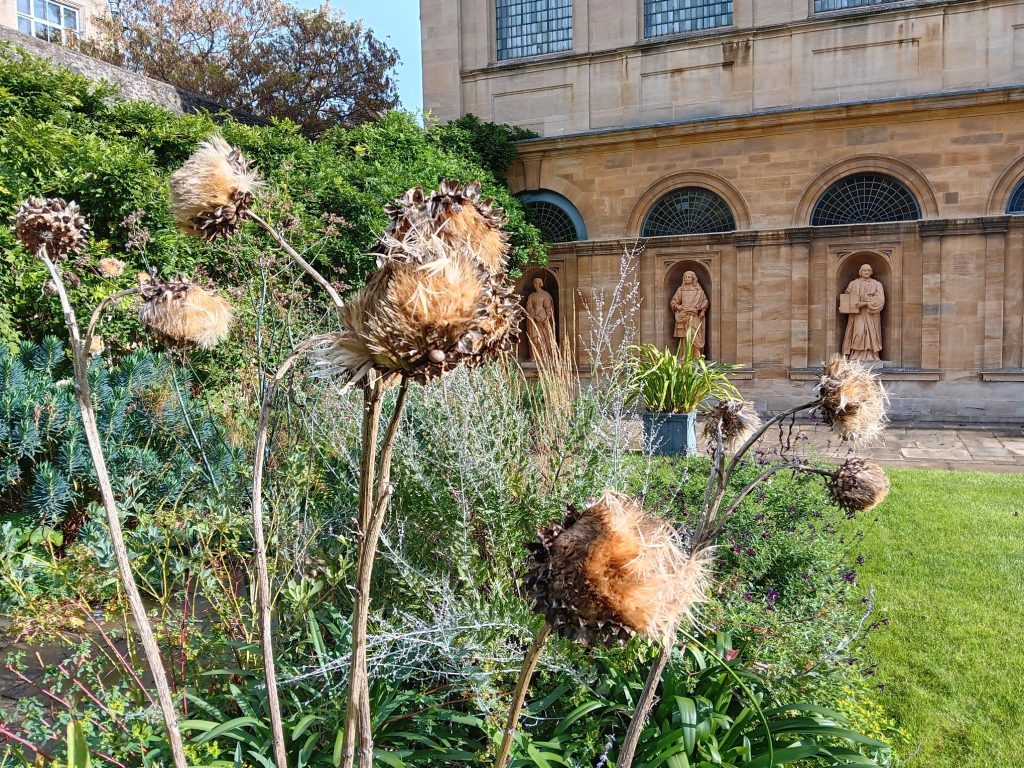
xmin=748 ymin=422 xmax=1024 ymax=472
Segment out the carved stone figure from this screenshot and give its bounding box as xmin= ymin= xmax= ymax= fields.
xmin=840 ymin=264 xmax=885 ymax=362
xmin=525 ymin=276 xmax=556 ymax=360
xmin=670 ymin=271 xmax=709 ymax=357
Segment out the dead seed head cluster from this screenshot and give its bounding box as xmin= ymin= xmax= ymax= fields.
xmin=316 ymin=182 xmax=521 ymax=383
xmin=384 ymin=179 xmax=508 ymax=273
xmin=97 ymin=257 xmax=125 ymax=278
xmin=816 ymin=355 xmax=888 ymax=443
xmin=524 ymin=490 xmax=710 ymax=646
xmin=828 ymin=458 xmax=890 ymax=512
xmin=10 ymin=196 xmax=88 ymax=259
xmin=169 ymin=135 xmax=258 ymax=240
xmin=703 ymin=400 xmax=762 ymax=454
xmin=138 ymin=276 xmax=233 ymax=349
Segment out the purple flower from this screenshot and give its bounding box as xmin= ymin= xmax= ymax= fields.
xmin=742 ymin=592 xmax=753 ymax=601
xmin=754 ymin=514 xmax=765 ymax=522
xmin=765 ymin=589 xmax=779 ymax=603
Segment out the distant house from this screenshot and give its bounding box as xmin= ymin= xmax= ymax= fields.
xmin=1 ymin=0 xmax=107 ymax=44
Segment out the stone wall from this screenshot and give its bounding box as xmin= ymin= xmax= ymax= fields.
xmin=422 ymin=0 xmax=1024 ymax=135
xmin=507 ymin=91 xmax=1024 ymax=423
xmin=0 ymin=27 xmax=261 ymax=122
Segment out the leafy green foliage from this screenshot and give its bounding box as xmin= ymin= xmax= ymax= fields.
xmin=621 ymin=334 xmax=741 ymax=413
xmin=0 ymin=43 xmax=544 ymax=348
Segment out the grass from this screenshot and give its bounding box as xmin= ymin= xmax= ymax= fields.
xmin=856 ymin=469 xmax=1024 ymax=768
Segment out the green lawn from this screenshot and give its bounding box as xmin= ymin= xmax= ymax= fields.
xmin=857 ymin=469 xmax=1024 ymax=768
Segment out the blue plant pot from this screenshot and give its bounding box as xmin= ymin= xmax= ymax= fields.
xmin=642 ymin=411 xmax=698 ymax=456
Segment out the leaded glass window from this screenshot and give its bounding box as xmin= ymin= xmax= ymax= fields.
xmin=644 ymin=0 xmax=733 ymax=39
xmin=811 ymin=173 xmax=921 ymax=226
xmin=1008 ymin=179 xmax=1024 ymax=215
xmin=497 ymin=0 xmax=573 ymax=62
xmin=814 ymin=0 xmax=897 ymax=11
xmin=524 ymin=201 xmax=579 ymax=242
xmin=641 ymin=188 xmax=736 ymax=237
xmin=16 ymin=0 xmax=79 ymax=44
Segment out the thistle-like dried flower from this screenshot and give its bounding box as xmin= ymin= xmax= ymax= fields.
xmin=315 ymin=221 xmax=521 ymax=384
xmin=138 ymin=277 xmax=233 ymax=349
xmin=97 ymin=257 xmax=125 ymax=278
xmin=169 ymin=136 xmax=257 ymax=240
xmin=703 ymin=400 xmax=762 ymax=454
xmin=384 ymin=179 xmax=508 ymax=273
xmin=827 ymin=458 xmax=890 ymax=512
xmin=816 ymin=356 xmax=888 ymax=443
xmin=524 ymin=490 xmax=710 ymax=646
xmin=10 ymin=196 xmax=88 ymax=259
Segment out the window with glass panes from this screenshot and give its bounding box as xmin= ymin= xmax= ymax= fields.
xmin=814 ymin=0 xmax=896 ymax=12
xmin=496 ymin=0 xmax=573 ymax=61
xmin=16 ymin=0 xmax=80 ymax=44
xmin=644 ymin=0 xmax=732 ymax=38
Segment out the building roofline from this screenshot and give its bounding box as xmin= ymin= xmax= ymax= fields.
xmin=513 ymin=86 xmax=1024 ymax=154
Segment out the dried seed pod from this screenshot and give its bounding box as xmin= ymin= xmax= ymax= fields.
xmin=169 ymin=135 xmax=257 ymax=240
xmin=10 ymin=196 xmax=88 ymax=259
xmin=703 ymin=400 xmax=762 ymax=454
xmin=87 ymin=335 xmax=105 ymax=355
xmin=138 ymin=277 xmax=233 ymax=349
xmin=828 ymin=458 xmax=890 ymax=512
xmin=524 ymin=490 xmax=710 ymax=646
xmin=314 ymin=219 xmax=521 ymax=384
xmin=384 ymin=179 xmax=509 ymax=273
xmin=97 ymin=257 xmax=125 ymax=278
xmin=816 ymin=355 xmax=888 ymax=444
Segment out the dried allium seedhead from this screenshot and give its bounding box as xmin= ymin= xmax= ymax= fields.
xmin=169 ymin=136 xmax=257 ymax=240
xmin=138 ymin=277 xmax=233 ymax=349
xmin=10 ymin=197 xmax=88 ymax=259
xmin=828 ymin=458 xmax=890 ymax=512
xmin=314 ymin=226 xmax=522 ymax=384
xmin=703 ymin=400 xmax=762 ymax=454
xmin=97 ymin=257 xmax=125 ymax=278
xmin=524 ymin=490 xmax=710 ymax=646
xmin=384 ymin=180 xmax=509 ymax=273
xmin=816 ymin=356 xmax=888 ymax=444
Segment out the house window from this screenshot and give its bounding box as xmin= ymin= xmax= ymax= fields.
xmin=641 ymin=187 xmax=736 ymax=236
xmin=644 ymin=0 xmax=733 ymax=39
xmin=811 ymin=173 xmax=921 ymax=226
xmin=1008 ymin=179 xmax=1024 ymax=215
xmin=814 ymin=0 xmax=897 ymax=12
xmin=496 ymin=0 xmax=573 ymax=62
xmin=16 ymin=0 xmax=80 ymax=44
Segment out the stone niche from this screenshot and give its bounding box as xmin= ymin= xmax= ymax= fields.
xmin=834 ymin=250 xmax=896 ymax=364
xmin=664 ymin=260 xmax=713 ymax=358
xmin=516 ymin=267 xmax=559 ymax=362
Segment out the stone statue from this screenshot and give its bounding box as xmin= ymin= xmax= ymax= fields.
xmin=840 ymin=264 xmax=885 ymax=362
xmin=670 ymin=270 xmax=709 ymax=357
xmin=524 ymin=276 xmax=556 ymax=360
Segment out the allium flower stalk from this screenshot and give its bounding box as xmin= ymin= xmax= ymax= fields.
xmin=9 ymin=197 xmax=188 ymax=768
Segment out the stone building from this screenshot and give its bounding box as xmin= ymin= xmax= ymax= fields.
xmin=421 ymin=0 xmax=1024 ymax=422
xmin=0 ymin=0 xmax=105 ymax=44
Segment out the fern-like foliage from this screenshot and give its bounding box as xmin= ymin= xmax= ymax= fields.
xmin=0 ymin=337 xmax=245 ymax=530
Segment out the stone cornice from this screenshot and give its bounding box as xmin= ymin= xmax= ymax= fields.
xmin=544 ymin=216 xmax=1015 ymax=254
xmin=513 ymin=87 xmax=1024 ymax=158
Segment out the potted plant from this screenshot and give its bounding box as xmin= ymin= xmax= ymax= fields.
xmin=621 ymin=328 xmax=740 ymax=455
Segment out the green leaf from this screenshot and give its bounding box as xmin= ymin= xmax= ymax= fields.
xmin=66 ymin=718 xmax=91 ymax=768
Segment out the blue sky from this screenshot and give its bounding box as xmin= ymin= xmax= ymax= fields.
xmin=298 ymin=0 xmax=423 ymax=115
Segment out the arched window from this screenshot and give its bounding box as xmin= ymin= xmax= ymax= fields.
xmin=641 ymin=187 xmax=736 ymax=237
xmin=1007 ymin=179 xmax=1024 ymax=215
xmin=811 ymin=173 xmax=921 ymax=226
xmin=518 ymin=190 xmax=586 ymax=243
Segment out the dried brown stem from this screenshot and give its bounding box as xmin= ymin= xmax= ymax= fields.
xmin=494 ymin=622 xmax=552 ymax=768
xmin=39 ymin=250 xmax=187 ymax=768
xmin=251 ymin=333 xmax=333 ymax=768
xmin=617 ymin=643 xmax=671 ymax=768
xmin=247 ymin=210 xmax=345 ymax=316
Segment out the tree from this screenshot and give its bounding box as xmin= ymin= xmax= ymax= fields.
xmin=86 ymin=0 xmax=399 ymax=135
